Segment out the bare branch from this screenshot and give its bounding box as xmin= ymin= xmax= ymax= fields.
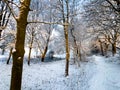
xmin=7 ymin=0 xmax=20 ymax=8
xmin=27 ymin=21 xmax=69 ymax=26
xmin=2 ymin=0 xmax=17 ymax=20
xmin=106 ymin=0 xmax=120 ymax=12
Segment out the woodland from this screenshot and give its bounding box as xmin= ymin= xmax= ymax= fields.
xmin=0 ymin=0 xmax=120 ymax=90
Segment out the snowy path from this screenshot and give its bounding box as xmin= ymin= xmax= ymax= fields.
xmin=89 ymin=56 xmax=120 ymax=90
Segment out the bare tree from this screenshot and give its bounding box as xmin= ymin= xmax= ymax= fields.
xmin=26 ymin=24 xmax=36 ymax=65
xmin=83 ymin=0 xmax=120 ymax=56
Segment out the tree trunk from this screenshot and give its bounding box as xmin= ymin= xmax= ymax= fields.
xmin=104 ymin=43 xmax=109 ymax=56
xmin=41 ymin=34 xmax=50 ymax=62
xmin=100 ymin=42 xmax=104 ymax=56
xmin=112 ymin=43 xmax=116 ymax=56
xmin=41 ymin=46 xmax=48 ymax=62
xmin=0 ymin=5 xmax=3 ymax=38
xmin=61 ymin=0 xmax=70 ymax=77
xmin=70 ymin=26 xmax=80 ymax=66
xmin=28 ymin=35 xmax=34 ymax=65
xmin=7 ymin=47 xmax=13 ymax=64
xmin=10 ymin=1 xmax=31 ymax=90
xmin=28 ymin=47 xmax=32 ymax=65
xmin=76 ymin=49 xmax=80 ymax=67
xmin=1 ymin=48 xmax=5 ymax=55
xmin=79 ymin=41 xmax=82 ymax=61
xmin=64 ymin=23 xmax=70 ymax=77
xmin=0 ymin=30 xmax=2 ymax=38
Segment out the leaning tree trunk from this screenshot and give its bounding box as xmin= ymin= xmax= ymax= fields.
xmin=41 ymin=46 xmax=48 ymax=62
xmin=41 ymin=19 xmax=52 ymax=62
xmin=41 ymin=37 xmax=50 ymax=62
xmin=70 ymin=27 xmax=80 ymax=67
xmin=6 ymin=47 xmax=13 ymax=64
xmin=10 ymin=0 xmax=31 ymax=90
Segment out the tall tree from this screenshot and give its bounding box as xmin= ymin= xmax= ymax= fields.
xmin=26 ymin=24 xmax=36 ymax=65
xmin=60 ymin=0 xmax=70 ymax=76
xmin=54 ymin=0 xmax=81 ymax=76
xmin=40 ymin=0 xmax=54 ymax=62
xmin=3 ymin=0 xmax=31 ymax=90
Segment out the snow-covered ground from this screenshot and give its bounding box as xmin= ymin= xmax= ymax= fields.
xmin=89 ymin=55 xmax=120 ymax=90
xmin=0 ymin=55 xmax=120 ymax=90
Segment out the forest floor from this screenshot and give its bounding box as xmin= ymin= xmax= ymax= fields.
xmin=0 ymin=54 xmax=120 ymax=90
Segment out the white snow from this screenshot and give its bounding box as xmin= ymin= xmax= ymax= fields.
xmin=89 ymin=55 xmax=120 ymax=90
xmin=0 ymin=55 xmax=120 ymax=90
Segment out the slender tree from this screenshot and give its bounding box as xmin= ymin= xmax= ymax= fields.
xmin=27 ymin=26 xmax=35 ymax=65
xmin=7 ymin=47 xmax=13 ymax=64
xmin=58 ymin=0 xmax=70 ymax=76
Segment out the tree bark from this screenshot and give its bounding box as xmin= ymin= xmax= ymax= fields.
xmin=7 ymin=47 xmax=13 ymax=64
xmin=10 ymin=0 xmax=31 ymax=90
